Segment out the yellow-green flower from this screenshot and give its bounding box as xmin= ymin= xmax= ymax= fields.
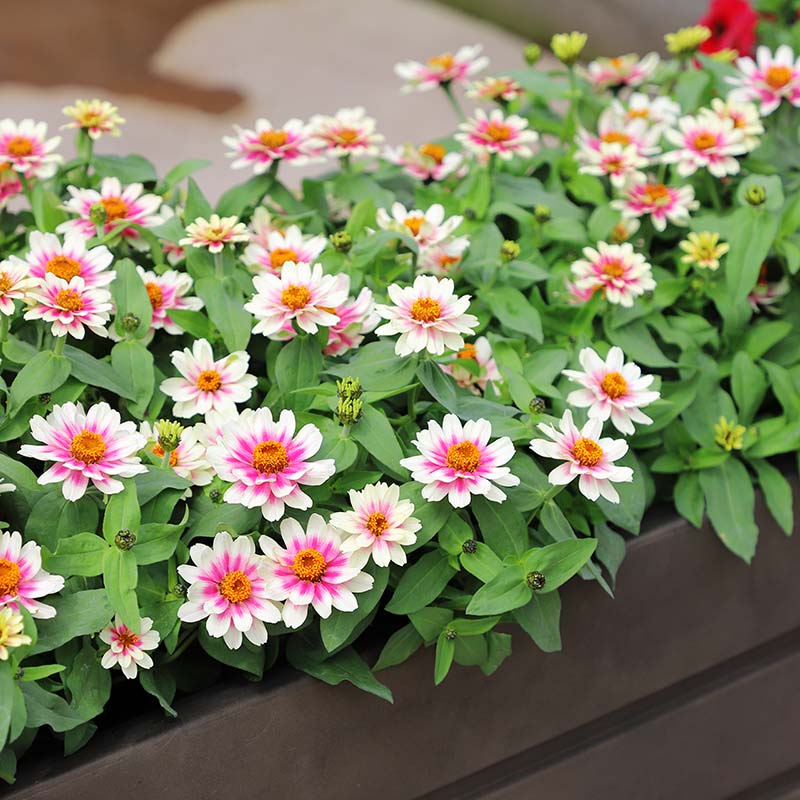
xmin=155 ymin=419 xmax=184 ymax=452
xmin=709 ymin=49 xmax=739 ymax=63
xmin=0 ymin=608 xmax=31 ymax=661
xmin=664 ymin=26 xmax=711 ymax=57
xmin=551 ymin=32 xmax=588 ymax=66
xmin=679 ymin=231 xmax=729 ymax=271
xmin=714 ymin=417 xmax=746 ymax=451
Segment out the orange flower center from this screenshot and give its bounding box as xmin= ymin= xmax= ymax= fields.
xmin=101 ymin=196 xmax=128 ymax=222
xmin=602 ymin=259 xmax=626 ymax=279
xmin=366 ymin=512 xmax=390 ymax=537
xmin=572 ymin=437 xmax=603 ymax=467
xmin=6 ymin=136 xmax=33 ymax=157
xmin=335 ymin=128 xmax=360 ymax=144
xmin=765 ymin=65 xmax=792 ymax=89
xmin=281 ymin=284 xmax=311 ymax=311
xmin=145 ymin=282 xmax=163 ymax=310
xmin=601 ymin=131 xmax=631 ymax=145
xmin=0 ymin=272 xmax=11 ymax=294
xmin=0 ymin=162 xmax=12 ymax=174
xmin=46 ymin=255 xmax=82 ymax=282
xmin=292 ymin=548 xmax=327 ymax=582
xmin=605 ymin=157 xmax=625 ymax=172
xmin=419 ymin=143 xmax=446 ymax=163
xmin=693 ymin=132 xmax=716 ymax=150
xmin=457 ymin=342 xmax=478 ymax=360
xmin=70 ymin=430 xmax=106 ymax=464
xmin=196 ymin=369 xmax=222 ymax=392
xmin=410 ymin=297 xmax=441 ymax=322
xmin=260 ymin=130 xmax=288 ymax=149
xmin=403 ymin=215 xmax=425 ymax=237
xmin=55 ymin=288 xmax=83 ymax=312
xmin=428 ymin=53 xmax=455 ymax=71
xmin=218 ymin=570 xmax=252 ymax=604
xmin=439 ymin=254 xmax=461 ymax=268
xmin=627 ymin=108 xmax=649 ymax=119
xmin=152 ymin=444 xmax=179 ymax=467
xmin=642 ymin=182 xmax=671 ymax=205
xmin=610 ymin=56 xmax=625 ymax=68
xmin=116 ymin=630 xmax=140 ymax=649
xmin=0 ymin=559 xmax=21 ymax=597
xmin=252 ymin=440 xmax=288 ymax=474
xmin=601 ymin=371 xmax=628 ymax=399
xmin=270 ymin=247 xmax=298 ymax=268
xmin=446 ymin=441 xmax=481 ymax=473
xmin=485 ymin=122 xmax=512 ymax=142
xmin=611 ymin=222 xmax=631 ymax=243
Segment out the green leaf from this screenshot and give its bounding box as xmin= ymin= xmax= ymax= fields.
xmin=750 ymin=459 xmax=793 ymax=536
xmin=159 ymin=158 xmax=211 ymax=192
xmin=385 ymin=550 xmax=456 ymax=615
xmin=216 ymin=174 xmax=273 ymax=217
xmin=408 ymin=607 xmax=453 ymax=643
xmin=30 ymin=181 xmax=67 ymax=232
xmin=46 ymin=533 xmax=108 ymax=577
xmin=185 ymin=176 xmax=213 ymax=220
xmin=111 ymin=340 xmax=154 ymax=415
xmin=102 ymin=481 xmax=141 ymax=544
xmin=325 ymin=340 xmax=418 ymax=392
xmin=32 ymin=590 xmax=113 ymax=655
xmin=93 ymin=154 xmax=157 ymax=184
xmin=373 ymin=623 xmax=423 ymax=672
xmin=134 ymin=468 xmax=192 ymax=505
xmin=482 ymin=631 xmax=513 ymax=676
xmin=400 ymin=482 xmax=451 ymax=551
xmin=20 ymin=683 xmax=84 ymax=732
xmin=134 ymin=522 xmax=186 ymax=565
xmin=472 ymin=496 xmax=528 ymax=558
xmin=62 ymin=345 xmax=137 ymax=400
xmin=489 ymin=285 xmax=543 ymax=342
xmin=512 ymin=591 xmax=562 ymax=652
xmin=596 ymin=452 xmax=646 ymax=534
xmin=195 ymin=277 xmax=252 ymax=353
xmin=460 ymin=541 xmax=503 ymax=582
xmin=25 ymin=491 xmax=100 ymax=551
xmin=594 ymin=522 xmax=626 ymax=589
xmin=0 ymin=664 xmax=13 ymax=750
xmin=731 ymin=351 xmax=767 ymax=424
xmin=274 ymin=334 xmax=322 ymax=411
xmin=434 ymin=633 xmax=456 ymax=685
xmin=102 ymin=548 xmax=140 ymax=629
xmin=466 ymin=566 xmax=531 ymax=615
xmin=351 ymin=405 xmax=406 ymax=479
xmin=522 ymin=538 xmax=598 ymax=593
xmin=111 ymin=259 xmax=153 ymax=338
xmin=199 ymin=628 xmax=265 ymax=679
xmin=139 ymin=669 xmax=178 ymax=717
xmin=674 ymin=472 xmax=704 ymax=528
xmin=66 ymin=641 xmax=111 ymax=721
xmin=7 ymin=351 xmax=70 ymax=414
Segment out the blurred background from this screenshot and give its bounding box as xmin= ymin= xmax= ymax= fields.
xmin=1 ymin=0 xmax=700 ymax=199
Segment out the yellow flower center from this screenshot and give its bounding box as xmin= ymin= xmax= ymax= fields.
xmin=572 ymin=437 xmax=603 ymax=467
xmin=403 ymin=215 xmax=425 ymax=237
xmin=269 ymin=247 xmax=298 ymax=268
xmin=485 ymin=122 xmax=512 ymax=142
xmin=457 ymin=342 xmax=478 ymax=361
xmin=6 ymin=136 xmax=33 ymax=157
xmin=152 ymin=444 xmax=179 ymax=467
xmin=428 ymin=53 xmax=455 ymax=71
xmin=55 ymin=288 xmax=83 ymax=312
xmin=410 ymin=297 xmax=441 ymax=322
xmin=218 ymin=570 xmax=252 ymax=604
xmin=116 ymin=629 xmax=140 ymax=649
xmin=252 ymin=440 xmax=288 ymax=474
xmin=69 ymin=430 xmax=106 ymax=464
xmin=419 ymin=143 xmax=446 ymax=163
xmin=0 ymin=272 xmax=11 ymax=294
xmin=446 ymin=441 xmax=481 ymax=473
xmin=196 ymin=369 xmax=222 ymax=392
xmin=101 ymin=196 xmax=128 ymax=222
xmin=693 ymin=132 xmax=716 ymax=150
xmin=145 ymin=282 xmax=163 ymax=310
xmin=604 ymin=157 xmax=625 ymax=172
xmin=602 ymin=259 xmax=626 ymax=279
xmin=0 ymin=559 xmax=21 ymax=597
xmin=627 ymin=108 xmax=649 ymax=119
xmin=260 ymin=130 xmax=288 ymax=149
xmin=601 ymin=371 xmax=628 ymax=399
xmin=766 ymin=65 xmax=792 ymax=89
xmin=335 ymin=128 xmax=360 ymax=144
xmin=601 ymin=131 xmax=631 ymax=145
xmin=642 ymin=182 xmax=671 ymax=205
xmin=281 ymin=284 xmax=311 ymax=311
xmin=46 ymin=255 xmax=82 ymax=282
xmin=292 ymin=548 xmax=327 ymax=582
xmin=366 ymin=512 xmax=390 ymax=537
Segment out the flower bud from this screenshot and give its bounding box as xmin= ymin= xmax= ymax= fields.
xmin=89 ymin=202 xmax=107 ymax=227
xmin=336 ymin=377 xmax=363 ymax=426
xmin=209 ymin=488 xmax=223 ymax=504
xmin=534 ymin=204 xmax=551 ymax=223
xmin=551 ymin=32 xmax=587 ymax=66
xmin=115 ymin=529 xmax=136 ymax=550
xmin=330 ymin=231 xmax=352 ymax=253
xmin=529 ymin=396 xmax=546 ymax=415
xmin=664 ymin=25 xmax=711 ymax=57
xmin=524 ymin=43 xmax=542 ymax=65
xmin=744 ymin=183 xmax=767 ymax=206
xmin=525 ymin=570 xmax=546 ymax=590
xmin=463 ymin=207 xmax=477 ymax=221
xmin=155 ymin=419 xmax=184 ymax=452
xmin=500 ymin=240 xmax=520 ymax=262
xmin=38 ymin=393 xmax=51 ymax=405
xmin=121 ymin=312 xmax=141 ymax=333
xmin=461 ymin=539 xmax=478 ymax=554
xmin=444 ymin=628 xmax=457 ymax=641
xmin=170 ymin=582 xmax=186 ymax=598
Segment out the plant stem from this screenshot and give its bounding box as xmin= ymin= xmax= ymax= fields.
xmin=441 ymin=83 xmax=466 ymax=123
xmin=0 ymin=315 xmax=8 ymax=345
xmin=53 ymin=336 xmax=66 ymax=355
xmin=162 ymin=629 xmax=198 ymax=663
xmin=562 ymin=66 xmax=579 ymax=146
xmin=704 ymin=170 xmax=722 ymax=212
xmin=214 ymin=250 xmax=224 ymax=279
xmin=162 ymin=449 xmax=173 ymax=469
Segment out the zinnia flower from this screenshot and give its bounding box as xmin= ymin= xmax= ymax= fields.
xmin=322 ymin=287 xmax=380 ymax=357
xmin=180 ymin=214 xmax=249 ymax=254
xmin=308 ymin=107 xmax=383 ymax=158
xmin=466 ymin=76 xmax=523 ymax=103
xmin=576 ymin=140 xmax=649 ymax=189
xmin=0 ymin=608 xmax=31 ymax=661
xmin=259 ymin=515 xmax=374 ymax=628
xmin=416 ymin=236 xmax=470 ymax=277
xmin=699 ymin=0 xmax=758 ymax=59
xmin=24 ymin=274 xmax=113 ymax=339
xmin=613 ymin=93 xmax=680 ymax=132
xmin=562 ymin=347 xmax=660 ymax=435
xmin=140 ymin=423 xmax=214 ymax=487
xmin=679 ymin=231 xmax=729 ymax=270
xmin=376 ymin=202 xmax=463 ymax=248
xmin=394 ymin=45 xmax=488 ymax=92
xmin=612 ymin=180 xmax=698 ymax=232
xmin=400 ymin=414 xmax=519 ymax=508
xmin=177 ymin=531 xmax=282 ymax=650
xmin=330 ymin=482 xmax=421 ymax=567
xmin=709 ymin=98 xmax=763 ymax=149
xmin=62 ymin=99 xmax=125 ymax=140
xmin=136 ymin=266 xmax=204 ymax=335
xmin=18 ymin=230 xmax=114 ymax=288
xmin=456 ymin=108 xmax=538 ymax=160
xmin=384 ymin=142 xmax=464 ymax=182
xmin=577 ymin=107 xmax=662 ymax=160
xmin=662 ymin=110 xmax=749 ymax=177
xmin=727 ymin=45 xmax=800 ymax=116
xmin=0 ymin=530 xmax=64 ymax=619
xmin=0 ymin=164 xmax=22 ymax=208
xmin=19 ymin=401 xmax=147 ymax=501
xmin=242 ymin=224 xmax=327 ymax=275
xmin=206 ymin=408 xmax=336 ymax=522
xmin=160 ymin=338 xmax=257 ymax=418
xmin=585 ymin=53 xmax=660 ymax=91
xmin=375 ymin=274 xmax=478 ymax=357
xmin=530 ymin=410 xmax=633 ymax=502
xmin=0 ymin=258 xmax=37 ymax=316
xmin=99 ymin=616 xmax=160 ymax=679
xmin=224 ymin=117 xmax=316 ymax=173
xmin=0 ymin=119 xmax=62 ymax=179
xmin=440 ymin=337 xmax=502 ymax=395
xmin=570 ymin=241 xmax=656 ymax=307
xmin=58 ymin=177 xmax=162 ymax=249
xmin=245 ymin=261 xmax=349 ymax=339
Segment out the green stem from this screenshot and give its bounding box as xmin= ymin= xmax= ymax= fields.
xmin=0 ymin=314 xmax=8 ymax=345
xmin=562 ymin=66 xmax=579 ymax=146
xmin=441 ymin=83 xmax=466 ymax=122
xmin=52 ymin=336 xmax=66 ymax=355
xmin=162 ymin=629 xmax=198 ymax=663
xmin=339 ymin=154 xmax=353 ymax=175
xmin=704 ymin=170 xmax=722 ymax=212
xmin=17 ymin=173 xmax=33 ymax=207
xmin=214 ymin=250 xmax=224 ymax=279
xmin=161 ymin=449 xmax=173 ymax=469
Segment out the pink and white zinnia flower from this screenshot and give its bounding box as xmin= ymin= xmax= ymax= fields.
xmin=384 ymin=142 xmax=464 ymax=182
xmin=562 ymin=346 xmax=660 ymax=435
xmin=136 ymin=266 xmax=204 ymax=335
xmin=260 ymin=515 xmax=374 ymax=628
xmin=570 ymin=241 xmax=656 ymax=307
xmin=19 ymin=402 xmax=147 ymax=501
xmin=308 ymin=107 xmax=383 ymax=159
xmin=242 ymin=224 xmax=327 ymax=275
xmin=440 ymin=337 xmax=502 ymax=396
xmin=376 ymin=202 xmax=463 ymax=248
xmin=224 ymin=117 xmax=316 ymax=173
xmin=727 ymin=45 xmax=800 ymax=116
xmin=612 ymin=180 xmax=698 ymax=232
xmin=206 ymin=408 xmax=336 ymax=522
xmin=456 ymin=109 xmax=538 ymax=160
xmin=180 ymin=214 xmax=249 ymax=254
xmin=322 ymin=287 xmax=380 ymax=357
xmin=330 ymin=482 xmax=421 ymax=568
xmin=99 ymin=616 xmax=160 ymax=679
xmin=0 ymin=531 xmax=64 ymax=619
xmin=466 ymin=76 xmax=523 ymax=103
xmin=160 ymin=338 xmax=257 ymax=418
xmin=24 ymin=275 xmax=113 ymax=339
xmin=0 ymin=119 xmax=62 ymax=179
xmin=417 ymin=236 xmax=470 ymax=276
xmin=19 ymin=231 xmax=114 ymax=288
xmin=709 ymin=98 xmax=764 ymax=150
xmin=375 ymin=274 xmax=478 ymax=357
xmin=662 ymin=111 xmax=749 ymax=177
xmin=395 ymin=45 xmax=488 ymax=92
xmin=400 ymin=415 xmax=519 ymax=508
xmin=576 ymin=140 xmax=649 ymax=189
xmin=62 ymin=99 xmax=125 ymax=140
xmin=0 ymin=259 xmax=37 ymax=316
xmin=585 ymin=53 xmax=660 ymax=91
xmin=530 ymin=410 xmax=633 ymax=503
xmin=140 ymin=423 xmax=214 ymax=487
xmin=58 ymin=177 xmax=163 ymax=249
xmin=177 ymin=531 xmax=282 ymax=650
xmin=245 ymin=261 xmax=349 ymax=339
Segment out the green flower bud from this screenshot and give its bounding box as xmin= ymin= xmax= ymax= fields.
xmin=551 ymin=31 xmax=587 ymax=66
xmin=115 ymin=529 xmax=136 ymax=551
xmin=664 ymin=25 xmax=711 ymax=57
xmin=525 ymin=570 xmax=546 ymax=590
xmin=524 ymin=43 xmax=542 ymax=66
xmin=444 ymin=628 xmax=457 ymax=641
xmin=120 ymin=312 xmax=141 ymax=333
xmin=155 ymin=419 xmax=184 ymax=452
xmin=336 ymin=377 xmax=363 ymax=426
xmin=529 ymin=396 xmax=546 ymax=415
xmin=39 ymin=393 xmax=51 ymax=405
xmin=170 ymin=582 xmax=187 ymax=598
xmin=330 ymin=231 xmax=352 ymax=253
xmin=534 ymin=204 xmax=551 ymax=223
xmin=500 ymin=240 xmax=521 ymax=262
xmin=89 ymin=202 xmax=107 ymax=227
xmin=209 ymin=488 xmax=223 ymax=504
xmin=461 ymin=539 xmax=478 ymax=554
xmin=744 ymin=183 xmax=767 ymax=206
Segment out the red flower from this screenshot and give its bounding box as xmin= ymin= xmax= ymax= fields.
xmin=698 ymin=0 xmax=758 ymax=58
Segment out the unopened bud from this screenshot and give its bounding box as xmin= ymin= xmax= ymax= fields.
xmin=170 ymin=582 xmax=186 ymax=597
xmin=121 ymin=312 xmax=141 ymax=333
xmin=115 ymin=529 xmax=136 ymax=550
xmin=336 ymin=377 xmax=363 ymax=426
xmin=500 ymin=240 xmax=520 ymax=262
xmin=529 ymin=396 xmax=546 ymax=415
xmin=744 ymin=183 xmax=766 ymax=206
xmin=209 ymin=488 xmax=223 ymax=503
xmin=155 ymin=419 xmax=184 ymax=452
xmin=39 ymin=393 xmax=51 ymax=405
xmin=524 ymin=43 xmax=542 ymax=65
xmin=461 ymin=539 xmax=477 ymax=554
xmin=551 ymin=31 xmax=587 ymax=66
xmin=534 ymin=204 xmax=551 ymax=223
xmin=330 ymin=231 xmax=352 ymax=253
xmin=463 ymin=207 xmax=477 ymax=221
xmin=89 ymin=202 xmax=107 ymax=227
xmin=444 ymin=628 xmax=457 ymax=641
xmin=525 ymin=570 xmax=546 ymax=590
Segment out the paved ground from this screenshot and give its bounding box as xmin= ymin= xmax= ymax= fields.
xmin=0 ymin=0 xmax=542 ymax=200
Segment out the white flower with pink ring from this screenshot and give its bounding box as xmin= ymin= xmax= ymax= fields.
xmin=0 ymin=259 xmax=37 ymax=316
xmin=440 ymin=337 xmax=502 ymax=396
xmin=456 ymin=109 xmax=538 ymax=161
xmin=384 ymin=142 xmax=464 ymax=182
xmin=570 ymin=241 xmax=656 ymax=308
xmin=376 ymin=202 xmax=463 ymax=249
xmin=24 ymin=274 xmax=113 ymax=340
xmin=530 ymin=410 xmax=633 ymax=503
xmin=322 ymin=287 xmax=380 ymax=357
xmin=140 ymin=423 xmax=214 ymax=487
xmin=242 ymin=224 xmax=327 ymax=275
xmin=99 ymin=616 xmax=160 ymax=679
xmin=576 ymin=140 xmax=649 ymax=189
xmin=0 ymin=530 xmax=64 ymax=619
xmin=727 ymin=45 xmax=800 ymax=116
xmin=224 ymin=117 xmax=317 ymax=173
xmin=0 ymin=119 xmax=62 ymax=179
xmin=612 ymin=180 xmax=698 ymax=232
xmin=308 ymin=107 xmax=383 ymax=159
xmin=395 ymin=45 xmax=488 ymax=92
xmin=709 ymin=98 xmax=763 ymax=149
xmin=585 ymin=53 xmax=660 ymax=91
xmin=136 ymin=266 xmax=204 ymax=335
xmin=417 ymin=236 xmax=470 ymax=276
xmin=180 ymin=214 xmax=249 ymax=254
xmin=662 ymin=111 xmax=748 ymax=177
xmin=18 ymin=231 xmax=114 ymax=288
